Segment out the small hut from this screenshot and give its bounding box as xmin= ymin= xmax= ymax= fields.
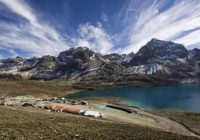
xmin=84 ymin=111 xmax=101 ymax=118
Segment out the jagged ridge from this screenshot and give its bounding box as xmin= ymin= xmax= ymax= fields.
xmin=0 ymin=39 xmax=200 ymax=86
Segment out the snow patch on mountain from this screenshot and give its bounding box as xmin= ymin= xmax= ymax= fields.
xmin=177 ymin=58 xmax=187 ymax=63
xmin=125 ymin=64 xmax=170 ymax=75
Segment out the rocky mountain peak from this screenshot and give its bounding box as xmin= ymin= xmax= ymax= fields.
xmin=0 ymin=39 xmax=199 ymax=82
xmin=128 ymin=39 xmax=189 ymax=66
xmin=142 ymin=38 xmax=188 ymax=57
xmin=103 ymin=53 xmax=122 ymax=62
xmin=189 ymin=48 xmax=200 ymax=60
xmin=58 ymin=47 xmax=94 ymax=63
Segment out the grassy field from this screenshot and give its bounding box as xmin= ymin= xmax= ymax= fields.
xmin=153 ymin=110 xmax=200 ymax=135
xmin=0 ymin=80 xmax=199 ymax=139
xmin=0 ymin=106 xmax=199 ymax=140
xmin=0 ymin=80 xmax=78 ymax=97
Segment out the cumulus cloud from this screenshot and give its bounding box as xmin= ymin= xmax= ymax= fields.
xmin=118 ymin=0 xmax=200 ymax=53
xmin=0 ymin=0 xmax=69 ymax=57
xmin=75 ymin=23 xmax=114 ymax=54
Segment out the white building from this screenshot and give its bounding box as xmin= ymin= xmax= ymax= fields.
xmin=84 ymin=111 xmax=101 ymax=118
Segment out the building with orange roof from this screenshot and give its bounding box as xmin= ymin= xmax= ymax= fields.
xmin=52 ymin=105 xmax=65 ymax=112
xmin=62 ymin=106 xmax=82 ymax=114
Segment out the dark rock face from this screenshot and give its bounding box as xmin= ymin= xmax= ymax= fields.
xmin=57 ymin=55 xmax=82 ymax=72
xmin=103 ymin=52 xmax=135 ymax=63
xmin=0 ymin=57 xmax=24 ymax=67
xmin=103 ymin=53 xmax=123 ymax=62
xmin=23 ymin=57 xmax=40 ymax=67
xmin=189 ymin=48 xmax=200 ymax=60
xmin=58 ymin=47 xmax=94 ymax=63
xmin=0 ymin=39 xmax=199 ymax=86
xmin=36 ymin=56 xmax=57 ymax=69
xmin=129 ymin=39 xmax=189 ymax=66
xmin=57 ymin=47 xmax=106 ymax=74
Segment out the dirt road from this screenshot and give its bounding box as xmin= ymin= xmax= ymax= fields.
xmin=76 ymin=103 xmax=200 ymax=138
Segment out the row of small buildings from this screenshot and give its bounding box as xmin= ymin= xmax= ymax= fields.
xmin=47 ymin=97 xmax=89 ymax=106
xmin=0 ymin=96 xmax=103 ymax=118
xmin=44 ymin=103 xmax=103 ymax=118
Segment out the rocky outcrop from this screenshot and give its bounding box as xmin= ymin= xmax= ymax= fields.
xmin=127 ymin=39 xmax=189 ymax=66
xmin=0 ymin=39 xmax=199 ymax=86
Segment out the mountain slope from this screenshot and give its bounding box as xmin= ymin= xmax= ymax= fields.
xmin=127 ymin=38 xmax=189 ymax=66
xmin=0 ymin=39 xmax=199 ymax=86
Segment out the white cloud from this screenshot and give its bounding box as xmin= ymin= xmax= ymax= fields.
xmin=0 ymin=0 xmax=37 ymax=26
xmin=0 ymin=0 xmax=69 ymax=57
xmin=101 ymin=13 xmax=108 ymax=22
xmin=0 ymin=0 xmax=113 ymax=57
xmin=1 ymin=0 xmax=199 ymax=57
xmin=8 ymin=49 xmax=18 ymax=57
xmin=75 ymin=23 xmax=113 ymax=54
xmin=117 ymin=0 xmax=200 ymax=53
xmin=175 ymin=29 xmax=200 ymax=47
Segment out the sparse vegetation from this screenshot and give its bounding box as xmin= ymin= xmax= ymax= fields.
xmin=153 ymin=110 xmax=200 ymax=135
xmin=0 ymin=80 xmax=78 ymax=97
xmin=0 ymin=106 xmax=198 ymax=140
xmin=0 ymin=80 xmax=199 ymax=139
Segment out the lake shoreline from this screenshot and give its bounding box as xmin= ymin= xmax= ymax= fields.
xmin=65 ymin=84 xmax=200 ymax=113
xmin=1 ymin=94 xmax=199 ymax=138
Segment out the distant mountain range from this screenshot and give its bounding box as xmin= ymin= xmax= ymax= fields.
xmin=0 ymin=39 xmax=200 ymax=88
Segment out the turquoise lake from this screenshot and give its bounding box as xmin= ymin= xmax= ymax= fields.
xmin=65 ymin=84 xmax=200 ymax=112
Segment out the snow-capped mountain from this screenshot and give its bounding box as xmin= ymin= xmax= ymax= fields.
xmin=0 ymin=39 xmax=199 ymax=85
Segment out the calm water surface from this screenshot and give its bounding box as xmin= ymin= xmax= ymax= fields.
xmin=65 ymin=85 xmax=200 ymax=112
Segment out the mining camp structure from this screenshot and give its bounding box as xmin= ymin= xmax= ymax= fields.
xmin=0 ymin=96 xmax=104 ymax=118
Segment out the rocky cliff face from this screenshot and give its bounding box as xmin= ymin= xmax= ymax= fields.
xmin=124 ymin=39 xmax=198 ymax=79
xmin=0 ymin=39 xmax=199 ymax=86
xmin=127 ymin=39 xmax=189 ymax=66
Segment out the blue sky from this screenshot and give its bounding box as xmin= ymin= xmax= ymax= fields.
xmin=0 ymin=0 xmax=200 ymax=58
